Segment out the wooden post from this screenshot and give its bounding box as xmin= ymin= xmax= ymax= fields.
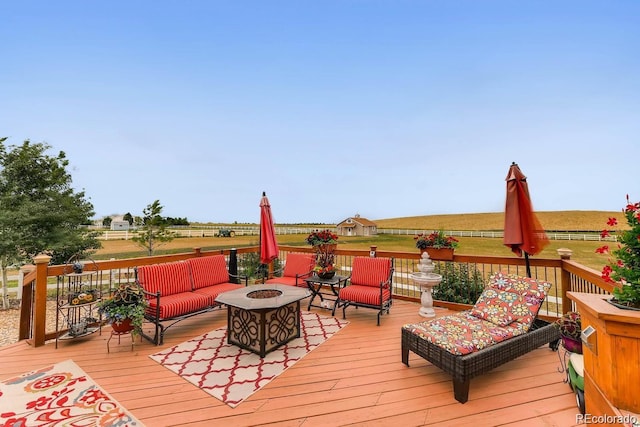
xmin=32 ymin=253 xmax=51 ymax=347
xmin=18 ymin=265 xmax=35 ymax=341
xmin=558 ymin=248 xmax=573 ymax=313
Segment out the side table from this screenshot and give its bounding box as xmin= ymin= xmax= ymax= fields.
xmin=305 ymin=274 xmax=349 ymax=311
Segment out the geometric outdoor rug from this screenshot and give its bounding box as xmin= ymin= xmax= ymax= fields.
xmin=0 ymin=359 xmax=142 ymax=426
xmin=149 ymin=311 xmax=349 ymax=408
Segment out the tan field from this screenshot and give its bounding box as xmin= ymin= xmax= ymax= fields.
xmin=374 ymin=210 xmax=625 ymax=231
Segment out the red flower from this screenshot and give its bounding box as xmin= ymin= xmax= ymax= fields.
xmin=600 ymin=230 xmax=610 ymax=238
xmin=595 ymin=246 xmax=609 ymax=254
xmin=607 ymin=217 xmax=618 ymax=226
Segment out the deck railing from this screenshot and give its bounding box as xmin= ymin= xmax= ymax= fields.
xmin=18 ymin=245 xmax=616 ymax=347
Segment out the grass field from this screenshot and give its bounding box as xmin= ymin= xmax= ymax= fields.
xmin=95 ymin=231 xmax=609 ymax=272
xmin=92 ymin=210 xmax=621 ymax=272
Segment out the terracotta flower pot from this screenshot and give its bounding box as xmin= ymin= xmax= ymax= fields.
xmin=111 ymin=318 xmax=134 ymax=334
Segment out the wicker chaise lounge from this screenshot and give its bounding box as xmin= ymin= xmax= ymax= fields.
xmin=401 ymin=272 xmax=560 ymax=403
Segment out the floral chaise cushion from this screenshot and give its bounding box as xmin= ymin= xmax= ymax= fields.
xmin=403 ymin=272 xmax=552 ymax=356
xmin=487 ymin=271 xmax=551 ymax=302
xmin=403 ymin=311 xmax=526 ymax=356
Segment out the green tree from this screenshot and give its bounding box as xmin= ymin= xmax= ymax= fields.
xmin=123 ymin=212 xmax=133 ymax=226
xmin=0 ymin=138 xmax=100 ymax=308
xmin=102 ymin=216 xmax=113 ymax=228
xmin=131 ymin=200 xmax=174 ymax=256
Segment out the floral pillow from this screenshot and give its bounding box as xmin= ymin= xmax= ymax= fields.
xmin=488 ymin=271 xmax=552 ymax=302
xmin=470 ymin=288 xmax=532 ymax=327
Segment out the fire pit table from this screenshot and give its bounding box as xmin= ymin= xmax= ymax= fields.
xmin=215 ymin=284 xmax=311 ymax=357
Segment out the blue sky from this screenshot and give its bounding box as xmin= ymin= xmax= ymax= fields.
xmin=2 ymin=1 xmax=639 ymax=224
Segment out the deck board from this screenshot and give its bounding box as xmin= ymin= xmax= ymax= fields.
xmin=0 ymin=300 xmax=580 ymax=426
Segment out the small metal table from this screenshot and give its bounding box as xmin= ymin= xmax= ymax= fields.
xmin=304 ymin=274 xmax=349 ymax=311
xmin=215 ymin=284 xmax=310 ymax=357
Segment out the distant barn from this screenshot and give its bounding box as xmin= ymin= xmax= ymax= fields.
xmin=336 ymin=214 xmax=377 ymax=237
xmin=110 ymin=220 xmax=130 ymax=231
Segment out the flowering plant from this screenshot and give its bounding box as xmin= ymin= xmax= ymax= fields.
xmin=597 ymin=195 xmax=640 ymax=309
xmin=306 ymin=229 xmax=339 ymax=271
xmin=306 ymin=229 xmax=338 ymax=246
xmin=414 ymin=230 xmax=459 ymax=250
xmin=97 ymin=283 xmax=148 ymax=335
xmin=554 ymin=311 xmax=582 ymax=340
xmin=314 ymin=264 xmax=337 ymax=275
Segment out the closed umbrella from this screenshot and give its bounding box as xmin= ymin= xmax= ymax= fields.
xmin=503 ymin=162 xmax=549 ymax=277
xmin=259 ymin=191 xmax=279 ymax=265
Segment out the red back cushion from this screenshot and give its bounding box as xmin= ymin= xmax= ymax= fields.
xmin=187 ymin=255 xmax=230 ymax=289
xmin=137 ymin=261 xmax=192 ymax=296
xmin=350 ymin=257 xmax=392 ymax=288
xmin=283 ymin=253 xmax=315 ymax=278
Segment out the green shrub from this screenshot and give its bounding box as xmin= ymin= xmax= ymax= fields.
xmin=432 ymin=262 xmax=485 ymax=305
xmin=239 ymin=252 xmax=282 ymax=280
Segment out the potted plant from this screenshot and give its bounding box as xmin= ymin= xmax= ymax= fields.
xmin=97 ymin=283 xmax=148 ymax=335
xmin=597 ymin=195 xmax=640 ymax=310
xmin=554 ymin=311 xmax=582 ymax=354
xmin=306 ymin=229 xmax=339 ymax=278
xmin=305 ymin=229 xmax=339 ymax=248
xmin=414 ymin=230 xmax=459 ymax=260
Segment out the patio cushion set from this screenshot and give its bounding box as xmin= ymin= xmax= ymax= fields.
xmin=136 ymin=254 xmax=558 ymax=404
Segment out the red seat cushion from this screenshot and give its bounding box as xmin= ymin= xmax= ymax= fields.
xmin=350 ymin=257 xmax=392 ymax=288
xmin=338 ymin=285 xmax=390 ymax=306
xmin=147 ymin=292 xmax=211 ymax=319
xmin=137 ymin=262 xmax=192 ymax=296
xmin=187 ymin=255 xmax=229 ymax=289
xmin=194 ymin=282 xmax=244 ymax=305
xmin=282 ymin=253 xmax=315 ymax=278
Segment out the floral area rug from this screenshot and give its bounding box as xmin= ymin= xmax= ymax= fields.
xmin=0 ymin=359 xmax=142 ymax=426
xmin=149 ymin=311 xmax=348 ymax=408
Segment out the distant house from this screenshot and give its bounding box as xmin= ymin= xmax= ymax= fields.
xmin=110 ymin=220 xmax=130 ymax=231
xmin=336 ymin=214 xmax=377 ymax=237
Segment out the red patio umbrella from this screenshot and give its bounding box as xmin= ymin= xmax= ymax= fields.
xmin=259 ymin=191 xmax=279 ymax=265
xmin=503 ymin=162 xmax=549 ymax=277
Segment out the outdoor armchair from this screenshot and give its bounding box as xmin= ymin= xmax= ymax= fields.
xmin=333 ymin=256 xmax=394 ymax=325
xmin=264 ymin=252 xmax=315 ymax=287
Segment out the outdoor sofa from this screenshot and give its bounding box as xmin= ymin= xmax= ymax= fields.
xmin=135 ymin=254 xmax=247 ymax=345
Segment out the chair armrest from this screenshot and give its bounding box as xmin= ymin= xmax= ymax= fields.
xmin=229 ymin=273 xmax=249 ymax=286
xmin=140 ymin=287 xmax=161 ymax=319
xmin=296 ymin=269 xmax=315 ymax=280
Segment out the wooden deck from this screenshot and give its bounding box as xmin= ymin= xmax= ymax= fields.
xmin=1 ymin=300 xmax=581 ymax=426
